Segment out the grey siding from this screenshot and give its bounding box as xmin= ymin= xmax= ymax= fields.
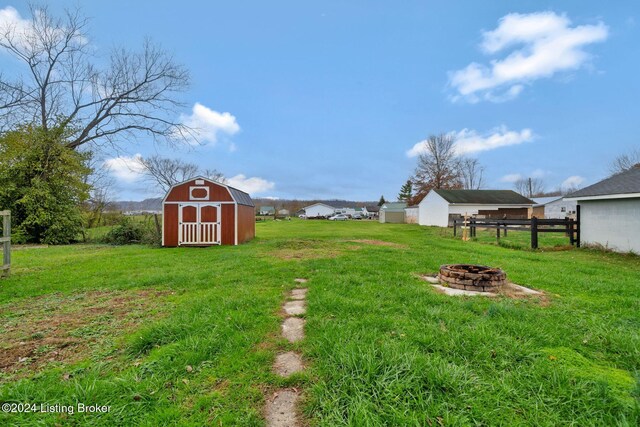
xmin=580 ymin=198 xmax=640 ymax=253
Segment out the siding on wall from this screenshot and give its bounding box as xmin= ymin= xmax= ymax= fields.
xmin=163 ymin=204 xmax=179 ymax=246
xmin=220 ymin=204 xmax=235 ymax=245
xmin=305 ymin=204 xmax=335 ymax=217
xmin=405 ymin=208 xmax=419 ymax=224
xmin=237 ymin=205 xmax=256 ymax=243
xmin=381 ymin=211 xmax=405 ymax=223
xmin=580 ymin=198 xmax=640 ymax=253
xmin=418 ymin=192 xmax=449 ymax=227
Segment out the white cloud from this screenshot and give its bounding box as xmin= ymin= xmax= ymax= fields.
xmin=0 ymin=6 xmax=87 ymax=51
xmin=561 ymin=175 xmax=585 ymax=189
xmin=104 ymin=154 xmax=145 ymax=182
xmin=179 ymin=103 xmax=240 ymax=146
xmin=501 ymin=173 xmax=523 ymax=183
xmin=406 ymin=126 xmax=533 ymax=157
xmin=227 ymin=174 xmax=275 ymax=195
xmin=449 ymin=11 xmax=608 ymax=102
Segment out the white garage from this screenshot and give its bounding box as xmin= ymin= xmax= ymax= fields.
xmin=418 ymin=189 xmax=534 ymax=227
xmin=566 ymin=166 xmax=640 ymax=253
xmin=302 ymin=203 xmax=336 ymax=218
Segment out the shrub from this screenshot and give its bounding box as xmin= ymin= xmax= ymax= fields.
xmin=101 ymin=218 xmax=144 ymax=245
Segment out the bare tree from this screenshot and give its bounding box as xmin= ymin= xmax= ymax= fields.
xmin=0 ymin=4 xmax=190 ymax=148
xmin=137 ymin=155 xmax=224 ymax=194
xmin=82 ymin=154 xmax=116 ymax=228
xmin=514 ymin=177 xmax=545 ymax=198
xmin=459 ymin=158 xmax=485 ymax=190
xmin=410 ymin=134 xmax=462 ymax=204
xmin=609 ymin=148 xmax=640 ymax=175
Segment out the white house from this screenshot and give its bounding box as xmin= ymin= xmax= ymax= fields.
xmin=565 ymin=166 xmax=640 ymax=253
xmin=418 ymin=189 xmax=534 ymax=227
xmin=303 ymin=203 xmax=336 ymax=218
xmin=532 ymin=197 xmax=577 ymax=219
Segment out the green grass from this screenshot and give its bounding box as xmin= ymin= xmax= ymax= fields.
xmin=0 ymin=220 xmax=638 ymax=425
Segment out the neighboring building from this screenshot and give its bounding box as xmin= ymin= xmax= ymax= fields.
xmin=418 ymin=189 xmax=534 ymax=227
xmin=277 ymin=209 xmax=290 ymax=216
xmin=379 ymin=202 xmax=407 ymax=223
xmin=565 ymin=166 xmax=640 ymax=253
xmin=303 ymin=203 xmax=337 ymax=218
xmin=405 ymin=205 xmax=419 ymax=224
xmin=365 ymin=205 xmax=380 ymax=218
xmin=162 ymin=176 xmax=255 ymax=246
xmin=258 ymin=206 xmax=275 ymax=215
xmin=531 ymin=197 xmax=577 ymax=219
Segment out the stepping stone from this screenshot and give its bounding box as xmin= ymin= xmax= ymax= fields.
xmin=290 ymin=288 xmax=307 ymax=300
xmin=283 ymin=300 xmax=306 ymax=315
xmin=273 ymin=351 xmax=304 ymax=377
xmin=294 ymin=278 xmax=308 ymax=283
xmin=265 ymin=389 xmax=300 ymax=427
xmin=282 ymin=317 xmax=305 ymax=342
xmin=431 ymin=284 xmax=497 ymax=297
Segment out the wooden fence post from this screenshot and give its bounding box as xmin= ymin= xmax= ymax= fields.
xmin=496 ymin=224 xmax=500 ymax=242
xmin=1 ymin=211 xmax=10 ymax=277
xmin=453 ymin=219 xmax=457 ymax=237
xmin=531 ymin=216 xmax=538 ymax=249
xmin=576 ymin=205 xmax=581 ymax=248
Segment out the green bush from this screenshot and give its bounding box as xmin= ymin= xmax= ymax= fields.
xmin=0 ymin=125 xmax=90 ymax=244
xmin=101 ymin=218 xmax=144 ymax=245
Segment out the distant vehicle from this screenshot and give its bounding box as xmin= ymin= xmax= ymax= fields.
xmin=328 ymin=214 xmax=349 ymax=221
xmin=352 ymin=214 xmax=363 ymax=220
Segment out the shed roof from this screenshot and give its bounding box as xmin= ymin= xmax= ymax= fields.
xmin=366 ymin=205 xmax=380 ymax=213
xmin=228 ymin=186 xmax=255 ymax=207
xmin=381 ymin=202 xmax=407 ymax=212
xmin=434 ymin=189 xmax=534 ymax=205
xmin=566 ymin=166 xmax=640 ymax=199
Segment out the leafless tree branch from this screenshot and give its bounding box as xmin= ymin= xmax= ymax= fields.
xmin=0 ymin=5 xmax=190 ymax=150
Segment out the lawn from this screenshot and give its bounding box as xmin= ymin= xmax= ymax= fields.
xmin=0 ymin=220 xmax=638 ymax=426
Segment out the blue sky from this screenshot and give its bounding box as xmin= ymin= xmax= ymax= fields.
xmin=2 ymin=1 xmax=639 ymax=200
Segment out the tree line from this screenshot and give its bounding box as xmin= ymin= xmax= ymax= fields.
xmin=397 ymin=134 xmax=639 ymax=206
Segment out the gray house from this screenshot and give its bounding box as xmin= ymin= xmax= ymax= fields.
xmin=566 ymin=166 xmax=640 ymax=253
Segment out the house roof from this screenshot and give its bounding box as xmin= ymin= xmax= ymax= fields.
xmin=434 ymin=189 xmax=534 ymax=205
xmin=366 ymin=205 xmax=380 ymax=212
xmin=381 ymin=202 xmax=407 ymax=212
xmin=260 ymin=206 xmax=275 ymax=211
xmin=532 ymin=196 xmax=563 ymax=207
xmin=566 ymin=166 xmax=640 ymax=199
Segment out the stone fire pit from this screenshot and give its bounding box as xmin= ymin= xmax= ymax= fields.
xmin=438 ymin=264 xmax=506 ymax=292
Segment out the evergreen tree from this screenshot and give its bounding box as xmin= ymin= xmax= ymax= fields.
xmin=398 ymin=180 xmax=413 ymax=202
xmin=378 ymin=195 xmax=386 ymax=206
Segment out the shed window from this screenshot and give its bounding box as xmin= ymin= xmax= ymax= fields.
xmin=190 ymin=186 xmax=209 ymax=200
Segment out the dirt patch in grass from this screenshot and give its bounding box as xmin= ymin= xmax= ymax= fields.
xmin=268 ymin=239 xmax=360 ymax=260
xmin=0 ymin=289 xmax=173 ymax=379
xmin=347 ymin=239 xmax=407 ymax=249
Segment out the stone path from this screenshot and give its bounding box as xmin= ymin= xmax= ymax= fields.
xmin=265 ymin=281 xmax=308 ymax=427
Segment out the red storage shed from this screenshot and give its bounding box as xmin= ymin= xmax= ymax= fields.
xmin=162 ymin=177 xmax=255 ymax=246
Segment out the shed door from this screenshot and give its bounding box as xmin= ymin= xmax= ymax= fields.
xmin=178 ymin=203 xmax=221 ymax=245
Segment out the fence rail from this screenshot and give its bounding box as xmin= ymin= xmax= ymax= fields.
xmin=1 ymin=210 xmax=10 ymax=277
xmin=453 ymin=213 xmax=580 ymax=249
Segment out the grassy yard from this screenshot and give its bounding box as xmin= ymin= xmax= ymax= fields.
xmin=0 ymin=220 xmax=638 ymax=425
